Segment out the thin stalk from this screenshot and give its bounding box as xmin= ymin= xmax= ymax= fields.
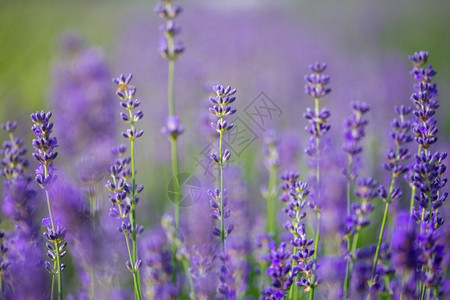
xmin=367 ymin=142 xmax=400 ymax=299
xmin=308 ymin=97 xmax=321 ymax=300
xmin=344 ymin=263 xmax=351 ymax=299
xmin=170 ymin=136 xmax=181 ymax=285
xmin=181 ymin=259 xmax=197 ymax=300
xmin=50 ymin=276 xmax=55 ymax=300
xmin=168 ymin=59 xmax=175 ymax=116
xmin=118 ymin=199 xmax=142 ymax=300
xmin=351 ymin=232 xmax=359 ymax=254
xmin=219 ymin=119 xmax=225 ymax=251
xmin=89 ymin=267 xmax=95 ymax=300
xmin=288 ymin=210 xmax=301 ymax=298
xmin=44 ymin=163 xmax=62 ymax=300
xmin=344 ymin=159 xmax=353 ymax=298
xmin=267 ymin=165 xmax=278 ymax=239
xmin=129 ymin=120 xmax=144 ymax=300
xmin=367 ymin=201 xmax=391 ymax=300
xmin=420 ymin=287 xmax=426 ymax=300
xmin=309 ymin=212 xmax=321 ymax=300
xmin=166 ymin=29 xmax=183 ymax=285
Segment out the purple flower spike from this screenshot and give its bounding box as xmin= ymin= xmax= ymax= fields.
xmin=408 ymin=51 xmax=439 ymax=150
xmin=305 ymin=62 xmax=331 ymax=99
xmin=156 ymin=0 xmax=185 ymax=61
xmin=342 ymin=101 xmax=370 ymax=172
xmin=30 ymin=112 xmax=67 ymax=295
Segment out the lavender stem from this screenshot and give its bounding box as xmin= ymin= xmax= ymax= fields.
xmin=308 ymin=96 xmax=321 ymax=299
xmin=44 ymin=152 xmax=62 ymax=300
xmin=267 ymin=164 xmax=278 ymax=239
xmin=129 ymin=110 xmax=144 ymax=299
xmin=219 ymin=119 xmax=225 ymax=250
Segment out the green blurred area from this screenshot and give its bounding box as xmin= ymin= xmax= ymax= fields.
xmin=0 ymin=0 xmax=147 ymax=121
xmin=1 ymin=0 xmax=449 ymax=122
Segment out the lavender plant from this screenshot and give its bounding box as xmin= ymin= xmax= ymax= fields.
xmin=156 ymin=0 xmax=186 ymax=285
xmin=408 ymin=51 xmax=440 ymax=214
xmin=342 ymin=102 xmax=371 ymax=297
xmin=407 ymin=51 xmax=447 ymax=299
xmin=30 ymin=111 xmax=67 ymax=300
xmin=262 ymin=171 xmax=316 ymax=299
xmin=208 ymin=84 xmax=236 ymax=298
xmin=1 ymin=4 xmax=450 ymax=297
xmin=408 ymin=52 xmax=447 ymax=295
xmin=303 ymin=62 xmax=332 ymax=299
xmin=108 ymin=74 xmax=145 ymax=299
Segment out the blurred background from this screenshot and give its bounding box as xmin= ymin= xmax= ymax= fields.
xmin=1 ymin=0 xmax=450 ymax=298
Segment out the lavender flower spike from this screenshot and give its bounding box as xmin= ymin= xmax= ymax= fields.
xmin=110 ymin=73 xmax=145 ymax=300
xmin=408 ymin=50 xmax=439 ymax=214
xmin=208 ymin=84 xmax=237 ymax=249
xmin=407 ymin=51 xmax=447 ymax=297
xmin=342 ymin=102 xmax=370 ymax=298
xmin=303 ymin=62 xmax=332 ymax=299
xmin=31 ymin=111 xmax=66 ymax=300
xmin=156 ymin=0 xmax=185 ymax=61
xmin=208 ymin=84 xmax=237 ymax=298
xmin=156 ymin=0 xmax=186 ymax=287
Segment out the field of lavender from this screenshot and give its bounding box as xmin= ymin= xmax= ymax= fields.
xmin=0 ymin=0 xmax=449 ymax=299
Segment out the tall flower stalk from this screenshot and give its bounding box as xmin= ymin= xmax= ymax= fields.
xmin=408 ymin=51 xmax=439 ymax=215
xmin=407 ymin=51 xmax=446 ymax=298
xmin=208 ymin=84 xmax=236 ymax=298
xmin=109 ymin=74 xmax=145 ymax=299
xmin=342 ymin=101 xmax=370 ymax=298
xmin=303 ymin=62 xmax=331 ymax=299
xmin=367 ymin=105 xmax=412 ymax=298
xmin=30 ymin=111 xmax=67 ymax=300
xmin=155 ymin=0 xmax=185 ymax=284
xmin=208 ymin=85 xmax=236 ymax=250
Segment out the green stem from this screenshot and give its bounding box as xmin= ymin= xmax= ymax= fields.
xmin=118 ymin=200 xmax=142 ymax=300
xmin=129 ymin=123 xmax=143 ymax=300
xmin=50 ymin=275 xmax=55 ymax=300
xmin=181 ymin=259 xmax=197 ymax=300
xmin=166 ymin=27 xmax=182 ymax=286
xmin=44 ymin=186 xmax=62 ymax=300
xmin=308 ymin=97 xmax=321 ymax=300
xmin=288 ymin=210 xmax=301 ymax=299
xmin=90 ymin=267 xmax=95 ymax=300
xmin=344 ymin=173 xmax=353 ymax=299
xmin=420 ymin=287 xmax=426 ymax=300
xmin=367 ymin=201 xmax=391 ymax=298
xmin=267 ymin=166 xmax=278 ymax=239
xmin=309 ymin=212 xmax=321 ymax=300
xmin=344 ymin=262 xmax=351 ymax=299
xmin=170 ymin=137 xmax=181 ymax=285
xmin=367 ymin=142 xmax=399 ymax=298
xmin=219 ymin=122 xmax=225 ymax=251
